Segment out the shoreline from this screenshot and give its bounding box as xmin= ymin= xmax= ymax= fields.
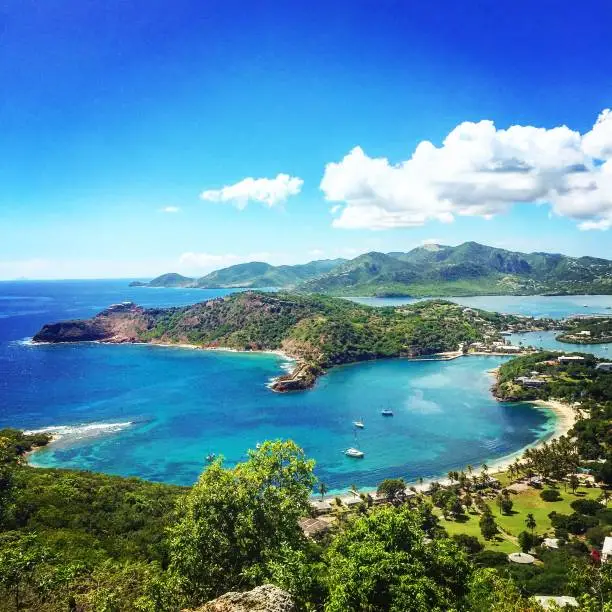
xmin=21 ymin=342 xmax=575 ymax=500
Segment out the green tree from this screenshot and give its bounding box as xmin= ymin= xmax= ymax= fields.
xmin=168 ymin=440 xmax=316 ymax=605
xmin=376 ymin=478 xmax=406 ymax=505
xmin=479 ymin=510 xmax=498 ymax=541
xmin=517 ymin=531 xmax=534 ymax=553
xmin=525 ymin=513 xmax=536 ymax=534
xmin=467 ymin=567 xmax=543 ymax=612
xmin=325 ymin=505 xmax=472 ymax=611
xmin=0 ymin=533 xmax=51 ymax=611
xmin=569 ymin=474 xmax=580 ymax=494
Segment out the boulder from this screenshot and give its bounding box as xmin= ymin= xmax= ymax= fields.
xmin=186 ymin=584 xmax=296 ymax=612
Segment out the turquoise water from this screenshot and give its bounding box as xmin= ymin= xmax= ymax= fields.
xmin=509 ymin=330 xmax=611 ymax=358
xmin=1 ymin=280 xmax=601 ymax=491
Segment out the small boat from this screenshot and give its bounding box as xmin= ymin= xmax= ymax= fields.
xmin=353 ymin=419 xmax=364 ymax=428
xmin=345 ymin=447 xmax=365 ymax=458
xmin=381 ymin=409 xmax=394 ymax=417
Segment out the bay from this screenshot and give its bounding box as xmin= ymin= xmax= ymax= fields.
xmin=2 ymin=280 xmax=602 ymax=491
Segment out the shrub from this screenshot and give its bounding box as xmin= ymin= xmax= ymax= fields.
xmin=473 ymin=550 xmax=508 ymax=568
xmin=585 ymin=525 xmax=608 ymax=547
xmin=570 ymin=499 xmax=603 ymax=515
xmin=452 ymin=534 xmax=483 ymax=555
xmin=518 ymin=531 xmax=537 ymax=553
xmin=566 ymin=513 xmax=599 ymax=535
xmin=540 ymin=489 xmax=562 ymax=502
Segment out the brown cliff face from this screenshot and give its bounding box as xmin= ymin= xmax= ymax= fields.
xmin=32 ymin=302 xmax=148 ymax=344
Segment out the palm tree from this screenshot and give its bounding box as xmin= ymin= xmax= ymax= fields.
xmin=318 ymin=482 xmax=328 ymax=501
xmin=525 ymin=513 xmax=536 ymax=534
xmin=349 ymin=483 xmax=359 ymax=498
xmin=600 ymin=489 xmax=610 ymax=507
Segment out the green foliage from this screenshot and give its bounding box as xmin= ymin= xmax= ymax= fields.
xmin=466 ymin=567 xmax=542 ymax=612
xmin=167 ymin=440 xmax=315 ymax=605
xmin=540 ymin=489 xmax=562 ymax=502
xmin=517 ymin=531 xmax=536 ymax=553
xmin=297 ymin=242 xmax=612 ymax=297
xmin=570 ymin=498 xmax=604 ymax=515
xmin=324 ymin=504 xmax=472 ymax=612
xmin=479 ymin=510 xmax=499 ymax=541
xmin=452 ymin=534 xmax=483 ymax=555
xmin=376 ymin=478 xmax=407 ymax=504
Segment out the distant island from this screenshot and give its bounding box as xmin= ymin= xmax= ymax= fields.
xmin=32 ymin=292 xmax=537 ymax=391
xmin=131 ymin=241 xmax=612 ymax=297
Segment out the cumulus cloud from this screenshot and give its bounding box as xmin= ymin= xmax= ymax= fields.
xmin=200 ymin=174 xmax=303 ymax=209
xmin=160 ymin=206 xmax=180 ymax=213
xmin=321 ymin=109 xmax=612 ymax=230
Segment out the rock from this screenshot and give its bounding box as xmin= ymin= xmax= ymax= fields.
xmin=186 ymin=584 xmax=296 ymax=612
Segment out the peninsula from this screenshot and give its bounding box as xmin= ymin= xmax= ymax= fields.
xmin=556 ymin=316 xmax=612 ymax=345
xmin=33 ymin=292 xmax=532 ymax=391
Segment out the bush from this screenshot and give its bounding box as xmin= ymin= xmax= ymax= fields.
xmin=570 ymin=499 xmax=603 ymax=515
xmin=473 ymin=550 xmax=508 ymax=568
xmin=596 ymin=508 xmax=612 ymax=525
xmin=566 ymin=513 xmax=599 ymax=535
xmin=540 ymin=489 xmax=562 ymax=502
xmin=518 ymin=531 xmax=537 ymax=553
xmin=585 ymin=525 xmax=608 ymax=547
xmin=452 ymin=534 xmax=483 ymax=555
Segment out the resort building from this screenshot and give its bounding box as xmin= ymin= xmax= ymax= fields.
xmin=497 ymin=345 xmax=522 ymax=353
xmin=558 ymin=355 xmax=585 ymax=363
xmin=595 ymin=363 xmax=612 ymax=372
xmin=603 ymin=536 xmax=612 ymax=563
xmin=515 ymin=376 xmax=546 ymax=388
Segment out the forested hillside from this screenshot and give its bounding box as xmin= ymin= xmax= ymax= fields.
xmin=33 ymin=292 xmax=515 ymax=390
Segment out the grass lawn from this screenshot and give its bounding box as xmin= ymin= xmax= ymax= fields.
xmin=486 ymin=485 xmax=602 ymax=538
xmin=434 ymin=508 xmax=518 ymax=554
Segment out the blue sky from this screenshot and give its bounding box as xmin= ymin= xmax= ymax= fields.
xmin=1 ymin=0 xmax=612 ymax=279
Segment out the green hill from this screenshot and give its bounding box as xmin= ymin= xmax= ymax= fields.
xmin=33 ymin=291 xmax=514 ymax=391
xmin=194 ymin=258 xmax=345 ymax=288
xmin=129 ymin=273 xmax=194 ymax=288
xmin=297 ymin=242 xmax=612 ymax=296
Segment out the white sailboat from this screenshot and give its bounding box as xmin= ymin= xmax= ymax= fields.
xmin=353 ymin=418 xmax=364 ymax=428
xmin=345 ymin=429 xmax=365 ymax=458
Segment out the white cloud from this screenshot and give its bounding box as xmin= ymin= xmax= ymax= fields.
xmin=309 ymin=248 xmax=325 ymax=257
xmin=321 ymin=109 xmax=612 ymax=231
xmin=200 ymin=174 xmax=303 ymax=209
xmin=160 ymin=206 xmax=180 ymax=213
xmin=421 ymin=238 xmax=443 ymax=246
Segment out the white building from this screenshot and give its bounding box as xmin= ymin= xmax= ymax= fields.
xmin=595 ymin=363 xmax=612 ymax=372
xmin=558 ymin=355 xmax=585 ymax=363
xmin=603 ymin=536 xmax=612 ymax=563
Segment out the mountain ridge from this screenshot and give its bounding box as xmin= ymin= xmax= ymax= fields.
xmin=132 ymin=242 xmax=612 ymax=296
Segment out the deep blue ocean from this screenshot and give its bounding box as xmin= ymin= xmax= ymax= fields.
xmin=1 ymin=280 xmax=609 ymax=491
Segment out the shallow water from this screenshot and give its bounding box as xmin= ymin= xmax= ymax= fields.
xmin=0 ymin=280 xmax=595 ymax=490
